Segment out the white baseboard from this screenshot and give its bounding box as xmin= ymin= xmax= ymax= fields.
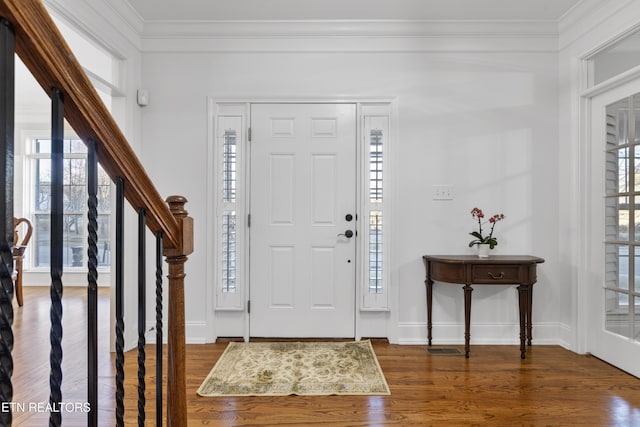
xmin=185 ymin=321 xmax=208 ymax=344
xmin=145 ymin=319 xmax=574 ymax=350
xmin=395 ymin=321 xmax=574 ymax=349
xmin=23 ymin=270 xmax=111 ymax=287
xmin=145 ymin=320 xmax=208 ymax=345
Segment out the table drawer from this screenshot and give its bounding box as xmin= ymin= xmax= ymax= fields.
xmin=472 ymin=265 xmax=521 ymax=284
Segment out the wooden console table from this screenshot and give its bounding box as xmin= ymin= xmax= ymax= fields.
xmin=422 ymin=255 xmax=544 ymax=359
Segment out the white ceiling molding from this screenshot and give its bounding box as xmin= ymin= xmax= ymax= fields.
xmin=44 ymin=1 xmax=596 ymax=54
xmin=102 ymin=0 xmax=146 ymax=37
xmin=44 ymin=0 xmax=143 ymax=53
xmin=558 ymin=0 xmax=636 ymax=52
xmin=141 ymin=19 xmax=557 ymax=38
xmin=140 ymin=20 xmax=559 ymax=53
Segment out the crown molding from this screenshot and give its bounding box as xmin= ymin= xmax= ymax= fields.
xmin=44 ymin=0 xmax=143 ymax=53
xmin=39 ymin=2 xmax=570 ymax=54
xmin=103 ymin=0 xmax=146 ymax=38
xmin=139 ymin=19 xmax=560 ymax=53
xmin=40 ymin=3 xmax=565 ymax=54
xmin=141 ymin=19 xmax=558 ymax=38
xmin=558 ymin=0 xmax=636 ymax=52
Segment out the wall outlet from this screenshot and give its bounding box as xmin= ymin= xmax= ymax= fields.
xmin=433 ymin=185 xmax=454 ymax=200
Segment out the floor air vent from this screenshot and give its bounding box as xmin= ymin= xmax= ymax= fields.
xmin=426 ymin=347 xmax=462 ymax=355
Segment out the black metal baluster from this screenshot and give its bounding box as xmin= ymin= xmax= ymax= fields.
xmin=138 ymin=208 xmax=146 ymax=427
xmin=0 ymin=17 xmax=15 ymax=427
xmin=49 ymin=87 xmax=64 ymax=427
xmin=87 ymin=139 xmax=98 ymax=427
xmin=115 ymin=177 xmax=125 ymax=427
xmin=155 ymin=231 xmax=163 ymax=426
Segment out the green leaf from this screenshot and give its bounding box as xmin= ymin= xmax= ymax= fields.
xmin=469 ymin=231 xmax=483 ymax=239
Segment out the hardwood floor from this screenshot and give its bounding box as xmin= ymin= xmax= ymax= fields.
xmin=10 ymin=287 xmax=640 ymax=426
xmin=12 ymin=287 xmax=114 ymax=426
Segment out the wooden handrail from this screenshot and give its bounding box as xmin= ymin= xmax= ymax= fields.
xmin=0 ymin=0 xmax=181 ymax=249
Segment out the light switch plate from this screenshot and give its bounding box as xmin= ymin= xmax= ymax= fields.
xmin=433 ymin=184 xmax=454 ymax=200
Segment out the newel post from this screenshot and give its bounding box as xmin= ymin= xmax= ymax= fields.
xmin=164 ymin=195 xmax=193 ymax=427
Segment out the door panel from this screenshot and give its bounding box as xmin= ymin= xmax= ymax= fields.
xmin=590 ymin=80 xmax=640 ymax=378
xmin=249 ymin=103 xmax=357 ymax=337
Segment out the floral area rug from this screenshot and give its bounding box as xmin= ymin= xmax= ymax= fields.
xmin=196 ymin=340 xmax=390 ymax=396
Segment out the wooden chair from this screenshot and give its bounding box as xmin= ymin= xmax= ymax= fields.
xmin=13 ymin=217 xmax=32 ymax=307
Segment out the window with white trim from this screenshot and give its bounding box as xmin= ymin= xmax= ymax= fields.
xmin=28 ymin=137 xmax=111 ymax=269
xmin=603 ymin=93 xmax=640 ymax=340
xmin=215 ymin=114 xmax=245 ymax=310
xmin=362 ymin=113 xmax=390 ymax=309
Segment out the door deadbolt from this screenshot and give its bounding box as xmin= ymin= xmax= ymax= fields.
xmin=345 ymin=214 xmax=353 ymax=222
xmin=338 ymin=230 xmax=354 ymax=238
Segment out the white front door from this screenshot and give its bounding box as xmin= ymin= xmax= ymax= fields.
xmin=589 ymin=79 xmax=640 ymax=378
xmin=249 ymin=103 xmax=357 ymax=337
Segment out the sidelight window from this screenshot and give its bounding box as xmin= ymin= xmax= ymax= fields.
xmin=215 ymin=114 xmax=245 ymax=310
xmin=369 ymin=210 xmax=383 ymax=294
xmin=370 ymin=130 xmax=383 ymax=202
xmin=362 ymin=114 xmax=390 ymax=310
xmin=223 ymin=130 xmax=237 ymax=203
xmin=222 ymin=130 xmax=237 ymax=293
xmin=222 ymin=211 xmax=236 ymax=293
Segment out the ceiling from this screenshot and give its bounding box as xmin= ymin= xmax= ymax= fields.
xmin=125 ymin=0 xmax=584 ymax=22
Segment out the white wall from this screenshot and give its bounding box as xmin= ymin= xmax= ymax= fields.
xmin=140 ymin=32 xmax=562 ymax=345
xmin=26 ymin=0 xmax=640 ymax=352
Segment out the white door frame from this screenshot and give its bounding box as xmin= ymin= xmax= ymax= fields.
xmin=206 ymin=97 xmax=395 ymax=343
xmin=584 ymin=78 xmax=640 ymax=377
xmin=575 ymin=24 xmax=640 ymax=358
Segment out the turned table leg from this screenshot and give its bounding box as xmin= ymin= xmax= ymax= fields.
xmin=426 ymin=277 xmax=433 ymax=346
xmin=527 ymin=285 xmax=533 ymax=346
xmin=463 ymin=284 xmax=473 ymax=358
xmin=517 ymin=284 xmax=529 ymax=359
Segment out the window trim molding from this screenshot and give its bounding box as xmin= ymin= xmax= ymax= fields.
xmin=212 ymin=111 xmax=246 ymax=311
xmin=360 ymin=109 xmax=391 ymax=311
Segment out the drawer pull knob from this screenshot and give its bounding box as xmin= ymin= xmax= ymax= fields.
xmin=488 ymin=272 xmax=505 ymax=280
